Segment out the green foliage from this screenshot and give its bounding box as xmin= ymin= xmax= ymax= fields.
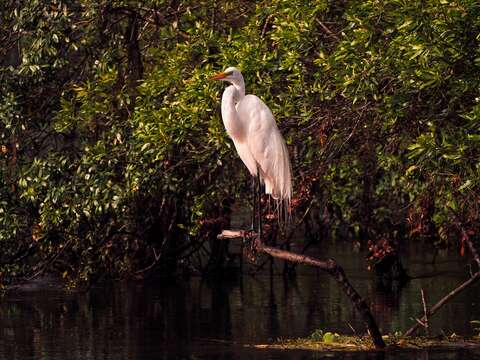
xmin=322 ymin=332 xmax=339 ymax=343
xmin=272 ymin=332 xmax=480 ymax=351
xmin=1 ymin=0 xmax=480 ymax=284
xmin=309 ymin=329 xmax=340 ymax=343
xmin=309 ymin=329 xmax=325 ymax=342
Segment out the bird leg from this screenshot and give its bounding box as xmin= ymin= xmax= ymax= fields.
xmin=251 ymin=176 xmax=257 ymax=232
xmin=256 ymin=168 xmax=263 ymax=241
xmin=244 ymin=174 xmax=260 ymax=261
xmin=245 ymin=170 xmax=263 ymax=258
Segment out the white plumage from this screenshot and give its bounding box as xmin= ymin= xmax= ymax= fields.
xmin=210 ymin=67 xmax=292 ymax=212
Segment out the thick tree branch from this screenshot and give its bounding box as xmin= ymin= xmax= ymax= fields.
xmin=218 ymin=230 xmax=386 ymax=349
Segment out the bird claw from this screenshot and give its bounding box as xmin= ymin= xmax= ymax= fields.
xmin=242 ymin=230 xmax=259 ymax=263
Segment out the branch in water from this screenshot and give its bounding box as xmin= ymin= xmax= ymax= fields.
xmin=404 ymin=215 xmax=480 ymax=337
xmin=218 ymin=229 xmax=386 ymax=349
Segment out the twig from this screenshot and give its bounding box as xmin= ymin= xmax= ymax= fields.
xmin=460 ymin=226 xmax=480 ymax=268
xmin=421 ymin=288 xmax=429 ymax=336
xmin=404 ymin=272 xmax=479 ymax=337
xmin=449 ymin=208 xmax=480 ymax=268
xmin=347 ymin=322 xmax=358 ymax=336
xmin=315 ymin=19 xmax=340 ymax=41
xmin=134 ymin=237 xmax=169 ymax=275
xmin=404 ymin=210 xmax=480 ymax=337
xmin=26 ymin=238 xmax=73 ymax=281
xmin=415 ymin=318 xmax=426 ymax=327
xmin=261 ymin=14 xmax=274 ymax=38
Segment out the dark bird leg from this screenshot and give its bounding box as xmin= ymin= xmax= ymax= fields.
xmin=251 ymin=176 xmax=256 ymax=232
xmin=256 ymin=167 xmax=263 ymax=240
xmin=245 ymin=174 xmax=259 ymax=261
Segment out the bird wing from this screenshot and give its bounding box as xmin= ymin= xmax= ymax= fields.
xmin=236 ymin=95 xmax=292 ymax=201
xmin=230 ymin=137 xmax=258 ymax=176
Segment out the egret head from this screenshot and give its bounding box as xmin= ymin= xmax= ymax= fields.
xmin=209 ymin=67 xmax=243 ymax=84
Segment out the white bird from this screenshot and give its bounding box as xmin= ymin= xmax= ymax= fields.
xmin=209 ymin=67 xmax=292 ymax=232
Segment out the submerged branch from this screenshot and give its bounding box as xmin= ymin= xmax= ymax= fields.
xmin=218 ymin=230 xmax=386 ymax=349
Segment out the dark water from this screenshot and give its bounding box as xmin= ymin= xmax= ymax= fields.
xmin=0 ymin=240 xmax=479 ymax=360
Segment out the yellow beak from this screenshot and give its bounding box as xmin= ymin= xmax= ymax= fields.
xmin=209 ymin=72 xmax=227 ymax=81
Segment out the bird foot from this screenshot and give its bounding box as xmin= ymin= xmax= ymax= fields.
xmin=242 ymin=230 xmax=259 ymax=263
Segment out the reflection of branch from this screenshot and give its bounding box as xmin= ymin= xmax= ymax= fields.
xmin=218 ymin=230 xmax=386 ymax=349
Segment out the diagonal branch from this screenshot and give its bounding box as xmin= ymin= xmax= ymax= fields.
xmin=218 ymin=230 xmax=386 ymax=349
xmin=404 ymin=213 xmax=480 ymax=337
xmin=403 ymin=272 xmax=479 ymax=337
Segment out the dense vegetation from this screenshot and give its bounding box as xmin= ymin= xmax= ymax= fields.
xmin=1 ymin=0 xmax=480 ymax=286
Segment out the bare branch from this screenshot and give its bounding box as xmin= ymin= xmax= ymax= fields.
xmin=421 ymin=289 xmax=429 ymax=336
xmin=218 ymin=230 xmax=386 ymax=349
xmin=404 ymin=209 xmax=480 ymax=337
xmin=404 ymin=272 xmax=479 ymax=337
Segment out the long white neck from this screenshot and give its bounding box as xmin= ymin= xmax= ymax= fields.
xmin=232 ymin=76 xmax=245 ymax=100
xmin=221 ymin=85 xmax=245 ymax=141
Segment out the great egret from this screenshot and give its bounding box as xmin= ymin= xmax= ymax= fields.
xmin=209 ymin=67 xmax=292 ymax=236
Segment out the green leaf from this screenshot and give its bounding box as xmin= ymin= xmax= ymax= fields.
xmin=322 ymin=332 xmax=337 ymax=343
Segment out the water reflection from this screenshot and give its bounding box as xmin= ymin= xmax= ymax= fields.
xmin=0 ymin=241 xmax=479 ymax=360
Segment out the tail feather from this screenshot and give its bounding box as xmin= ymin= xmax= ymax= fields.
xmin=260 ymin=131 xmax=292 ymax=224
